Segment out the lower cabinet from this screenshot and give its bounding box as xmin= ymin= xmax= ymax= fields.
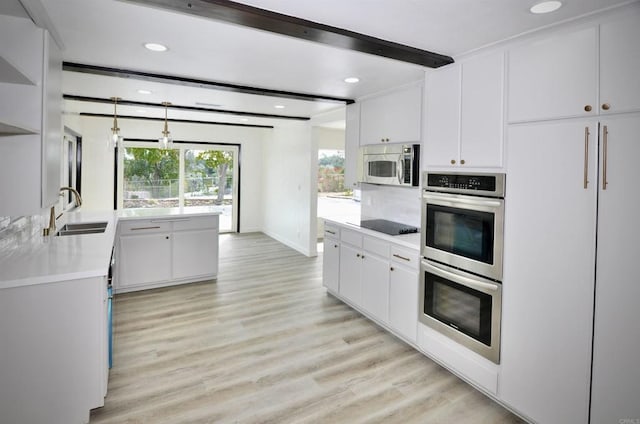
xmin=321 ymin=225 xmax=340 ymax=293
xmin=324 ymin=222 xmax=420 ymax=343
xmin=116 ymin=215 xmax=219 ymax=293
xmin=0 ymin=276 xmax=107 ymax=424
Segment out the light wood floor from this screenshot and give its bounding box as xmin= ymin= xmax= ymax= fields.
xmin=90 ymin=233 xmax=524 ymax=424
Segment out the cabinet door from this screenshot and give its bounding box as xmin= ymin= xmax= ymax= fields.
xmin=424 ymin=65 xmax=461 ymax=167
xmin=360 ymin=84 xmax=422 ymax=144
xmin=389 ymin=265 xmax=418 ymax=342
xmin=460 ymin=52 xmax=504 ymax=168
xmin=339 ymin=243 xmax=362 ymax=306
xmin=600 ymin=11 xmax=640 ymax=114
xmin=360 ymin=253 xmax=389 ymax=323
xmin=322 ymin=237 xmax=340 ymax=292
xmin=500 ymin=119 xmax=597 ymax=424
xmin=591 ymin=113 xmax=640 ymax=423
xmin=118 ymin=233 xmax=172 ymax=287
xmin=344 ymin=103 xmax=360 ymax=189
xmin=508 ymin=26 xmax=597 ymax=122
xmin=41 ymin=31 xmax=62 ymax=208
xmin=172 ymin=229 xmax=218 ymax=280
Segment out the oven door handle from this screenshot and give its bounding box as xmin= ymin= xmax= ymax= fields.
xmin=423 ymin=192 xmax=503 ymax=208
xmin=421 ymin=260 xmax=499 ymax=292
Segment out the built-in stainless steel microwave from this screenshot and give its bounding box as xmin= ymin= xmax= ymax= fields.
xmin=358 ymin=143 xmax=420 ymax=187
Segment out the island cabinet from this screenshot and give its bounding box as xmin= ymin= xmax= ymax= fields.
xmin=0 ymin=14 xmax=62 ymax=216
xmin=423 ymin=50 xmax=504 ymax=169
xmin=359 ymin=82 xmax=422 ymax=145
xmin=323 ymin=220 xmax=420 ymax=344
xmin=116 ymin=214 xmax=219 ymax=293
xmin=507 ymin=9 xmax=640 ymax=124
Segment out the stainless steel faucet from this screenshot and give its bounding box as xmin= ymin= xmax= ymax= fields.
xmin=43 ymin=187 xmax=83 ymax=236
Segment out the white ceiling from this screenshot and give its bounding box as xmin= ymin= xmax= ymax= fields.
xmin=31 ymin=0 xmax=637 ymax=128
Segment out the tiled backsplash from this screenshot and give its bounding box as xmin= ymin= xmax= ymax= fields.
xmin=360 ymin=183 xmax=422 ymax=228
xmin=0 ymin=215 xmax=46 ymax=250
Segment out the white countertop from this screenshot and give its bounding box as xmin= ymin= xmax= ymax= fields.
xmin=0 ymin=207 xmax=222 ymax=290
xmin=323 ymin=216 xmax=421 ymax=250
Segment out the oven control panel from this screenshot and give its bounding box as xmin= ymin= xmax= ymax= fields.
xmin=424 ymin=172 xmax=506 ymax=197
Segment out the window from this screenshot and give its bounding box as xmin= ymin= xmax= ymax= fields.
xmin=317 ymin=149 xmax=360 ymax=220
xmin=119 ymin=142 xmax=239 ymax=232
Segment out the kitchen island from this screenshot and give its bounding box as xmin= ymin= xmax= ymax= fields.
xmin=0 ymin=206 xmax=220 ymax=424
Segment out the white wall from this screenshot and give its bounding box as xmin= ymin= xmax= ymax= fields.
xmin=315 ymin=127 xmax=345 ymax=150
xmin=262 ymin=122 xmax=318 ymax=257
xmin=64 ymin=115 xmax=268 ymax=233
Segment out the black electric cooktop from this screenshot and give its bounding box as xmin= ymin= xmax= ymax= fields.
xmin=358 ymin=219 xmax=419 ymax=236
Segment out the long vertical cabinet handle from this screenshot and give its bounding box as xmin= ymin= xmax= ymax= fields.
xmin=602 ymin=125 xmax=609 ymax=190
xmin=584 ymin=127 xmax=590 ymax=189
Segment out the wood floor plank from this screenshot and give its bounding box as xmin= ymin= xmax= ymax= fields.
xmin=90 ymin=233 xmax=524 ymax=423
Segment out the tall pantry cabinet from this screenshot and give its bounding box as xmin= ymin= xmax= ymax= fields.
xmin=500 ymin=5 xmax=640 ymax=423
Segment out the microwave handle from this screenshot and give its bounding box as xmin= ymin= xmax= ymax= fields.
xmin=421 ymin=260 xmax=499 ymax=292
xmin=397 ymin=158 xmax=403 ymax=184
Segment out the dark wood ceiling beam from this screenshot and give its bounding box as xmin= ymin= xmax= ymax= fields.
xmin=63 ymin=62 xmax=354 ymax=105
xmin=79 ymin=113 xmax=274 ymax=128
xmin=64 ymin=94 xmax=310 ymax=120
xmin=119 ymin=0 xmax=454 ymax=68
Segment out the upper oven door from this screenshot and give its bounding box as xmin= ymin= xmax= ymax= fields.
xmin=421 ymin=191 xmax=504 ymax=281
xmin=362 ymin=152 xmax=404 ymax=185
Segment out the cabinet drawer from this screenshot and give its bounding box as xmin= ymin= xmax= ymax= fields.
xmin=118 ymin=219 xmax=171 ymax=235
xmin=341 ymin=228 xmax=363 ymax=247
xmin=390 ymin=245 xmax=420 ymax=270
xmin=171 ymin=215 xmax=219 ymax=231
xmin=324 ymin=223 xmax=340 ymax=239
xmin=363 ymin=236 xmax=390 ymax=257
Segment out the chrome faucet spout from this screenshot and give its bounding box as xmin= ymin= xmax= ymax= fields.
xmin=60 ymin=186 xmax=82 ymax=207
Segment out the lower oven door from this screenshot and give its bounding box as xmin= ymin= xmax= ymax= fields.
xmin=419 ymin=260 xmax=502 ymax=363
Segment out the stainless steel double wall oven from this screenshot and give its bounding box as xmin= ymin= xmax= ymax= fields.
xmin=419 ymin=172 xmax=505 ymax=364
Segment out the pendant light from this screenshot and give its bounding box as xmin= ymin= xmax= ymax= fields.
xmin=158 ymin=101 xmax=173 ymax=149
xmin=108 ymin=96 xmax=123 ymax=149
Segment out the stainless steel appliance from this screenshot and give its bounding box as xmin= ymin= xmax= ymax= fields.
xmin=359 ymin=143 xmax=420 ymax=187
xmin=421 ymin=172 xmax=505 ymax=281
xmin=419 ymin=171 xmax=505 ymax=364
xmin=419 ymin=260 xmax=502 ymax=363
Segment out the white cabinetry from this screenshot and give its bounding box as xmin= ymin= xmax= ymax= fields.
xmin=508 ymin=9 xmax=640 ymax=124
xmin=116 ymin=215 xmax=219 ymax=293
xmin=343 ymin=103 xmax=360 ymax=188
xmin=322 ymin=223 xmax=340 ymax=293
xmin=338 ymin=236 xmax=363 ymax=306
xmin=424 ymin=51 xmax=504 ymax=169
xmin=388 ymin=245 xmax=419 ymax=343
xmin=0 ymin=15 xmax=61 ymax=215
xmin=359 ymin=83 xmax=422 ymax=145
xmin=590 ymin=113 xmax=640 ymax=423
xmin=0 ymin=276 xmax=107 ymax=424
xmin=599 ymin=12 xmax=640 ymax=114
xmin=508 ymin=26 xmax=597 ymax=123
xmin=501 ymin=119 xmax=597 ymax=424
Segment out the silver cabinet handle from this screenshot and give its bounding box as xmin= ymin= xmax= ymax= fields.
xmin=130 ymin=226 xmax=161 ymax=231
xmin=325 ymin=230 xmax=336 ymax=235
xmin=584 ymin=126 xmax=590 ymax=189
xmin=392 ymin=254 xmax=411 ymax=262
xmin=602 ymin=125 xmax=609 ymax=190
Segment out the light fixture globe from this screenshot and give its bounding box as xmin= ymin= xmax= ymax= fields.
xmin=108 ymin=96 xmax=122 ymax=149
xmin=158 ymin=101 xmax=173 ymax=149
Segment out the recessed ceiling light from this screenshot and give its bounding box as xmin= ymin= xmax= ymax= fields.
xmin=240 ymin=118 xmax=249 ymax=122
xmin=344 ymin=77 xmax=360 ymax=84
xmin=136 ymin=109 xmax=146 ymax=114
xmin=144 ymin=42 xmax=168 ymax=52
xmin=274 ymin=105 xmax=285 ymax=109
xmin=137 ymin=89 xmax=152 ymax=95
xmin=530 ymin=1 xmax=562 ymax=14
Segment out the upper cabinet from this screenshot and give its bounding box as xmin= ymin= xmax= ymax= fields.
xmin=0 ymin=15 xmax=62 ymax=216
xmin=508 ymin=11 xmax=640 ymax=124
xmin=359 ymin=83 xmax=422 ymax=145
xmin=424 ymin=51 xmax=504 ymax=169
xmin=599 ymin=12 xmax=640 ymax=115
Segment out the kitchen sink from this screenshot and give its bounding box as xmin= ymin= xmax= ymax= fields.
xmin=56 ymin=221 xmax=108 ymax=236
